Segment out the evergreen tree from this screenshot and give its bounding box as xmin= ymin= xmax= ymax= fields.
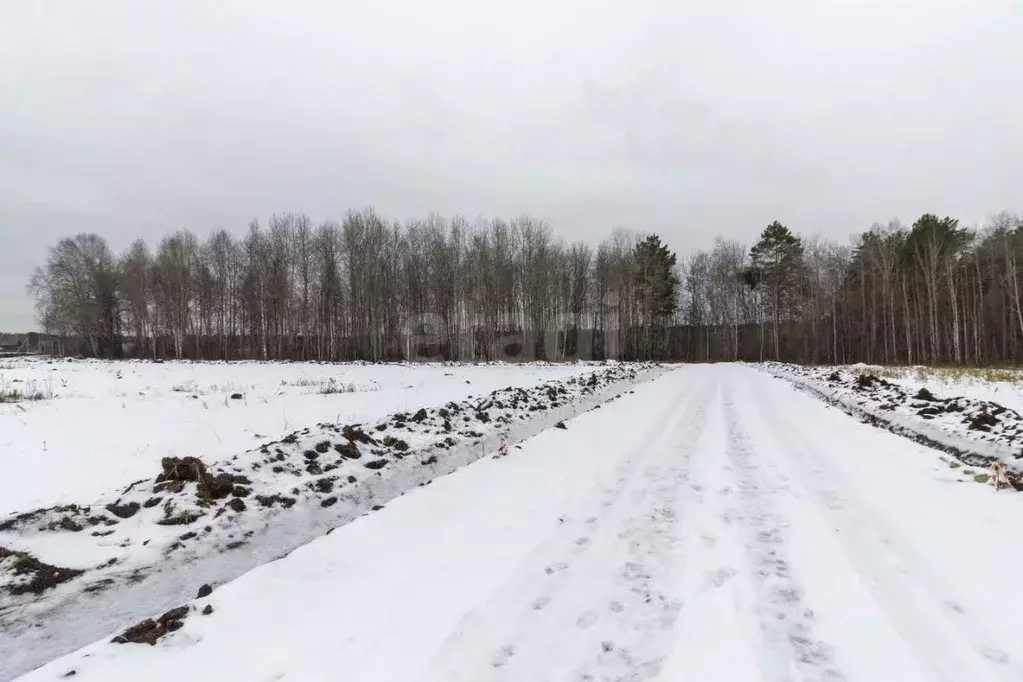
xmin=633 ymin=234 xmax=680 ymax=359
xmin=748 ymin=221 xmax=804 ymax=360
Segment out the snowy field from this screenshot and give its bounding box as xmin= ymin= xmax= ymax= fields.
xmin=0 ymin=359 xmax=654 ymax=679
xmin=0 ymin=358 xmax=594 ymax=516
xmin=16 ymin=364 xmax=1023 ymax=682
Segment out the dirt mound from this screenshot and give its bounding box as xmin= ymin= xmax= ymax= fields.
xmin=0 ymin=547 xmax=84 ymax=596
xmin=154 ymin=456 xmax=250 ymax=502
xmin=254 ymin=494 xmax=296 ymax=509
xmin=334 ymin=442 xmax=361 ymax=459
xmin=968 ymin=410 xmax=999 ymax=432
xmin=855 ymin=374 xmax=880 ymax=389
xmin=156 ymin=510 xmax=204 ymax=526
xmin=112 ymin=605 xmax=189 ymax=645
xmin=0 ymin=508 xmax=49 ymax=533
xmin=342 ymin=425 xmax=377 ymax=445
xmin=156 ymin=456 xmax=207 ymax=483
xmin=105 ymin=501 xmax=140 ymax=519
xmin=196 ymin=472 xmax=250 ymax=502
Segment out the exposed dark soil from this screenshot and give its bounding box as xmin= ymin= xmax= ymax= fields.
xmin=112 ymin=605 xmax=189 ymax=645
xmin=105 ymin=501 xmax=140 ymax=519
xmin=0 ymin=547 xmax=85 ymax=596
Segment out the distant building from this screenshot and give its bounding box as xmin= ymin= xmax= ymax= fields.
xmin=0 ymin=333 xmax=50 ymax=355
xmin=0 ymin=339 xmax=24 ymax=354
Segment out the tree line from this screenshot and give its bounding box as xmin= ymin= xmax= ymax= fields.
xmin=27 ymin=212 xmax=677 ymax=362
xmin=26 ymin=208 xmax=1023 ymax=366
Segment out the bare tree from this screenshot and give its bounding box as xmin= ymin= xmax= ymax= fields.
xmin=30 ymin=205 xmax=1023 ymax=368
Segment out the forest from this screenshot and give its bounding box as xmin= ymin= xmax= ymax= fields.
xmin=25 ymin=209 xmax=1023 ymax=366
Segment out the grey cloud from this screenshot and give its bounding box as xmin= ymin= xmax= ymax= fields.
xmin=2 ymin=0 xmax=1021 ymax=330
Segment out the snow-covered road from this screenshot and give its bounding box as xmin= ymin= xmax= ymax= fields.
xmin=19 ymin=365 xmax=1023 ymax=682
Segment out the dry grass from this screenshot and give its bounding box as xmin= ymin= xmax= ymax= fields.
xmin=854 ymin=365 xmax=1023 ymax=386
xmin=170 ymin=380 xmax=200 ymax=393
xmin=0 ymin=380 xmax=52 ymax=403
xmin=280 ymin=377 xmax=372 ymax=395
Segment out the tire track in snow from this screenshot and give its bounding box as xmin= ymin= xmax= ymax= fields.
xmin=565 ymin=385 xmax=712 ymax=682
xmin=656 ymin=380 xmax=767 ymax=681
xmin=720 ymin=375 xmax=846 ymax=682
xmin=418 ymin=372 xmax=716 ymax=681
xmin=746 ymin=374 xmax=1023 ymax=682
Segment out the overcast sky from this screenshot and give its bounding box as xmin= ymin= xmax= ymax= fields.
xmin=2 ymin=1 xmax=1021 ymax=331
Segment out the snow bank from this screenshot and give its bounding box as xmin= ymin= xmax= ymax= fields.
xmin=761 ymin=363 xmax=1023 ymax=487
xmin=847 ymin=365 xmax=1023 ymax=415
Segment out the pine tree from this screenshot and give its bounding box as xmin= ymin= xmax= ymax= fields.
xmin=748 ymin=221 xmax=804 ymax=360
xmin=633 ymin=234 xmax=680 ymax=359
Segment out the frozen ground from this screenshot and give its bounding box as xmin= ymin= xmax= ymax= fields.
xmin=0 ymin=358 xmax=594 ymax=516
xmin=19 ymin=365 xmax=1023 ymax=682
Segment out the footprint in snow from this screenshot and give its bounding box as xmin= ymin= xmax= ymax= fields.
xmin=981 ymin=648 xmax=1010 ymax=665
xmin=532 ymin=596 xmax=550 ymax=611
xmin=622 ymin=562 xmax=649 ymax=581
xmin=574 ymin=536 xmax=590 ymax=547
xmin=492 ymin=644 xmax=515 ymax=668
xmin=660 ymin=600 xmax=683 ymax=627
xmin=545 ymin=562 xmax=569 ymax=575
xmin=707 ymin=567 xmax=736 ymax=588
xmin=576 ymin=611 xmax=598 ymax=629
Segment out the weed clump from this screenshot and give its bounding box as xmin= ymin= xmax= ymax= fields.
xmin=382 ymin=436 xmax=409 ymax=451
